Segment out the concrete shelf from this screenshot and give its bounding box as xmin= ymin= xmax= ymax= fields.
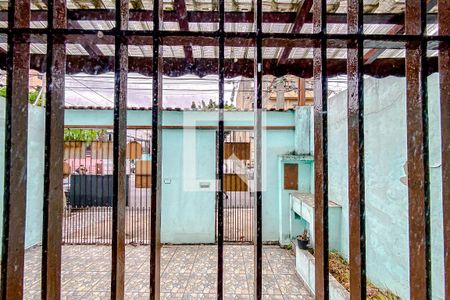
xmin=290 ymin=192 xmax=342 ymax=250
xmin=295 ymin=245 xmax=349 ymax=300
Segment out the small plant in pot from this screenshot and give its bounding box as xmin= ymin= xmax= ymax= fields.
xmin=297 ymin=230 xmax=310 ymax=250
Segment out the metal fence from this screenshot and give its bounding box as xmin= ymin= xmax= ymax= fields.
xmin=62 ymin=128 xmax=152 ymax=245
xmin=1 ymin=0 xmax=449 ymax=299
xmin=217 ymin=131 xmax=254 ymax=243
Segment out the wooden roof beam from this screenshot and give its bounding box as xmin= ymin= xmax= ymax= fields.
xmin=364 ymin=0 xmax=436 ymax=64
xmin=174 ymin=0 xmax=194 ymax=64
xmin=364 ymin=24 xmax=405 ymax=64
xmin=69 ymin=20 xmax=105 ymax=57
xmin=0 ymin=10 xmax=437 ymax=25
xmin=277 ymin=0 xmax=313 ymax=65
xmin=0 ymin=54 xmax=438 ymax=78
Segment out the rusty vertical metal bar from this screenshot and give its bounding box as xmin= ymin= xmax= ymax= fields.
xmin=217 ymin=0 xmax=225 ymax=295
xmin=438 ymin=0 xmax=450 ymax=298
xmin=405 ymin=1 xmax=431 ymax=299
xmin=111 ymin=0 xmax=129 ymax=296
xmin=313 ymin=0 xmax=328 ymax=298
xmin=347 ymin=0 xmax=366 ymax=299
xmin=253 ymin=0 xmax=263 ymax=297
xmin=298 ymin=78 xmax=306 ymax=106
xmin=41 ymin=0 xmax=66 ymax=297
xmin=0 ymin=0 xmax=30 ymax=299
xmin=150 ymin=0 xmax=163 ymax=296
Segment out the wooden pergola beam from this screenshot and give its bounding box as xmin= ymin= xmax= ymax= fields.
xmin=277 ymin=0 xmax=313 ymax=65
xmin=364 ymin=0 xmax=436 ymax=64
xmin=174 ymin=0 xmax=194 ymax=64
xmin=1 ymin=10 xmax=437 ymax=25
xmin=3 ymin=33 xmax=434 ymax=50
xmin=0 ymin=53 xmax=438 ymax=78
xmin=69 ymin=20 xmax=105 ymax=57
xmin=363 ymin=24 xmax=405 ymax=64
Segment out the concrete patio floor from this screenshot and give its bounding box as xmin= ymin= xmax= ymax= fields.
xmin=23 ymin=245 xmax=312 ymax=299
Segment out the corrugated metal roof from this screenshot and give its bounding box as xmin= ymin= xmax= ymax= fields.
xmin=0 ymin=0 xmax=439 ymax=59
xmin=0 ymin=0 xmax=439 ymax=109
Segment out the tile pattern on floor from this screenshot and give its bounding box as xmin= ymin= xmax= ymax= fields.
xmin=23 ymin=245 xmax=312 ymax=299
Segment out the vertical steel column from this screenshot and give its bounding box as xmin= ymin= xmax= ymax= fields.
xmin=217 ymin=0 xmax=225 ymax=296
xmin=150 ymin=0 xmax=163 ymax=297
xmin=253 ymin=0 xmax=263 ymax=298
xmin=438 ymin=0 xmax=450 ymax=298
xmin=313 ymin=0 xmax=329 ymax=298
xmin=405 ymin=1 xmax=431 ymax=299
xmin=111 ymin=0 xmax=129 ymax=297
xmin=41 ymin=0 xmax=66 ymax=298
xmin=347 ymin=0 xmax=366 ymax=299
xmin=0 ymin=0 xmax=30 ymax=298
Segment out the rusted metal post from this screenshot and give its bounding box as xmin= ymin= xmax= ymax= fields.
xmin=0 ymin=0 xmax=31 ymax=299
xmin=438 ymin=0 xmax=450 ymax=298
xmin=405 ymin=1 xmax=431 ymax=299
xmin=347 ymin=0 xmax=366 ymax=299
xmin=253 ymin=0 xmax=263 ymax=298
xmin=313 ymin=0 xmax=329 ymax=298
xmin=111 ymin=0 xmax=129 ymax=298
xmin=217 ymin=0 xmax=225 ymax=296
xmin=41 ymin=0 xmax=66 ymax=298
xmin=150 ymin=0 xmax=163 ymax=297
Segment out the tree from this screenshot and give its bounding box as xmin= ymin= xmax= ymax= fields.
xmin=0 ymin=86 xmax=43 ymax=106
xmin=64 ymin=129 xmax=108 ymax=142
xmin=207 ymin=99 xmax=215 ymax=109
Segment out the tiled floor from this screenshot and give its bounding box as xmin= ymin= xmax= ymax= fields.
xmin=24 ymin=245 xmax=312 ymax=299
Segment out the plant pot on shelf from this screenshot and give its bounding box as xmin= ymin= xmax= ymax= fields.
xmin=297 ymin=238 xmax=309 ymax=250
xmin=297 ymin=229 xmax=310 ymax=250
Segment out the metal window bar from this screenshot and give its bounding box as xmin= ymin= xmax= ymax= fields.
xmin=313 ymin=0 xmax=329 ymax=298
xmin=0 ymin=1 xmax=449 ymax=300
xmin=150 ymin=0 xmax=163 ymax=296
xmin=347 ymin=0 xmax=366 ymax=299
xmin=1 ymin=0 xmax=31 ymax=298
xmin=111 ymin=0 xmax=129 ymax=296
xmin=439 ymin=1 xmax=450 ymax=298
xmin=42 ymin=0 xmax=66 ymax=298
xmin=405 ymin=1 xmax=431 ymax=299
xmin=254 ymin=0 xmax=263 ymax=298
xmin=217 ymin=0 xmax=225 ymax=296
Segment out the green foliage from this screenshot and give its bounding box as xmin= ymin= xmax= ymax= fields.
xmin=190 ymin=99 xmax=237 ymax=110
xmin=0 ymin=87 xmax=43 ymax=106
xmin=64 ymin=129 xmax=107 ymax=142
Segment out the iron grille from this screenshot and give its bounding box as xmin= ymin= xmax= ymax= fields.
xmin=0 ymin=0 xmax=449 ymax=299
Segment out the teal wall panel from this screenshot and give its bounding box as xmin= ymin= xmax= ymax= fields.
xmin=0 ymin=99 xmax=45 ymax=249
xmin=65 ymin=110 xmax=296 ymax=243
xmin=326 ymin=74 xmax=443 ymax=299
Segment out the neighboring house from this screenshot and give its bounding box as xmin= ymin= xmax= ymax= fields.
xmin=235 ymin=75 xmax=314 ymax=110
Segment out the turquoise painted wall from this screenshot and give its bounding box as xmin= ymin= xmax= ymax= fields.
xmin=262 ymin=129 xmax=296 ymax=240
xmin=326 ymin=74 xmax=444 ymax=299
xmin=65 ymin=109 xmax=296 ymax=242
xmin=278 ymin=156 xmax=313 ymax=244
xmin=161 ymin=128 xmax=216 ymax=243
xmin=0 ymin=98 xmax=45 ymax=249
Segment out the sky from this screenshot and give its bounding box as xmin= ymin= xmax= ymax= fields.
xmin=65 ymin=73 xmax=237 ymax=108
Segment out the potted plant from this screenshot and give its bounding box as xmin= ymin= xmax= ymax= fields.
xmin=297 ymin=229 xmax=309 ymax=250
